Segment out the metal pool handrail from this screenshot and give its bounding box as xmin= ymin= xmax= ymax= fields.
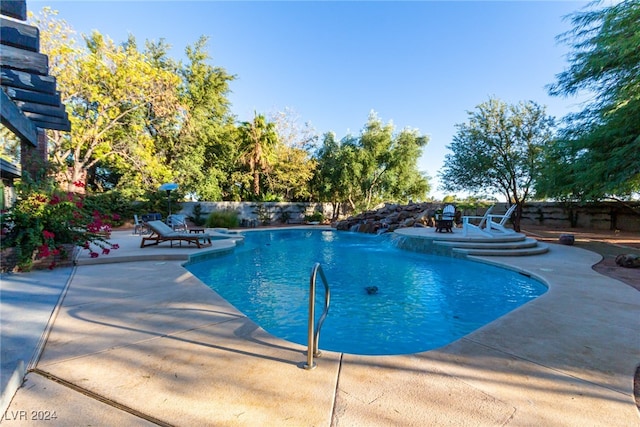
xmin=303 ymin=262 xmax=331 ymax=370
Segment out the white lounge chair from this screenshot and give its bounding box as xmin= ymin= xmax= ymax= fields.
xmin=141 ymin=220 xmax=211 ymax=248
xmin=461 ymin=205 xmax=494 ymax=237
xmin=485 ymin=204 xmax=518 ymax=234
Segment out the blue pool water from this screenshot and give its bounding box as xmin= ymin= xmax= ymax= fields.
xmin=186 ymin=229 xmax=546 ymax=355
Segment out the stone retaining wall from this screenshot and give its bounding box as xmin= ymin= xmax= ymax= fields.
xmin=519 ymin=201 xmax=639 ymax=231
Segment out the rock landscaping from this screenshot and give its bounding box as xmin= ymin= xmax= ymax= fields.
xmin=335 ymin=202 xmax=446 ymax=233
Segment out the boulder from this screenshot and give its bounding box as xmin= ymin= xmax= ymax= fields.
xmin=401 ymin=218 xmax=415 ymax=228
xmin=359 ymin=222 xmax=378 ymax=234
xmin=615 ymin=254 xmax=640 ymax=268
xmin=558 ymin=234 xmax=575 ymax=246
xmin=336 ymin=202 xmax=450 ymax=234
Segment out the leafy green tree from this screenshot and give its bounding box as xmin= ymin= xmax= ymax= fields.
xmin=34 ymin=10 xmax=237 ymax=201
xmin=439 ymin=98 xmax=555 ymax=231
xmin=68 ymin=32 xmax=181 ymax=191
xmin=32 ymin=10 xmax=183 ymax=193
xmin=268 ymin=145 xmax=317 ymax=201
xmin=356 ymin=115 xmax=395 ymax=209
xmin=1 ymin=127 xmax=20 ymax=164
xmin=312 ymin=132 xmax=358 ymax=219
xmin=157 ymin=36 xmax=237 ymax=201
xmin=352 ymin=113 xmax=429 ymax=210
xmin=313 ymin=113 xmax=429 ymax=213
xmin=238 ymin=113 xmax=279 ymax=198
xmin=541 ymin=0 xmax=640 ymax=201
xmin=267 ymin=108 xmax=318 ymax=201
xmin=380 ymin=126 xmax=430 ymax=204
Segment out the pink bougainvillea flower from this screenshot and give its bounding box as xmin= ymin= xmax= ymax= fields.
xmin=102 ymin=248 xmax=110 ymax=255
xmin=89 ymin=252 xmax=99 ymax=258
xmin=43 ymin=230 xmax=55 ymax=239
xmin=37 ymin=245 xmax=51 ymax=258
xmin=111 ymin=244 xmax=120 ymax=250
xmin=49 ymin=195 xmax=61 ymax=205
xmin=83 ymin=241 xmax=91 ymax=249
xmin=112 ymin=214 xmax=121 ymax=221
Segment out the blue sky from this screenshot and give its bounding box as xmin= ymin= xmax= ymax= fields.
xmin=32 ymin=0 xmax=589 ymax=199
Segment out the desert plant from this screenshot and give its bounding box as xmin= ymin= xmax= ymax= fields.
xmin=254 ymin=204 xmax=272 ymax=225
xmin=304 ymin=211 xmax=324 ymax=223
xmin=276 ymin=206 xmax=291 ymax=224
xmin=191 ymin=203 xmax=206 ymax=226
xmin=206 ymin=209 xmax=239 ymax=228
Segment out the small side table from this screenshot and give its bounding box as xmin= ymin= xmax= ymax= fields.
xmin=435 ymin=219 xmax=453 ymax=233
xmin=189 ymin=228 xmax=205 ymax=234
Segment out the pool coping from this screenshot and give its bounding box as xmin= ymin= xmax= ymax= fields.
xmin=2 ymin=227 xmax=639 ymax=425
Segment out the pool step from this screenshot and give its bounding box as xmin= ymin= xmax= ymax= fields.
xmin=432 ymin=235 xmax=549 ymax=256
xmin=393 ymin=229 xmax=549 ymax=257
xmin=452 ymin=242 xmax=549 ymax=257
xmin=434 ymin=237 xmax=539 ymax=250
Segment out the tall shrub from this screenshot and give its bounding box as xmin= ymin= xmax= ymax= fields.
xmin=0 ymin=182 xmax=119 ymax=271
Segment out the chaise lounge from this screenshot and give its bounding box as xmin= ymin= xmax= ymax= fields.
xmin=141 ymin=220 xmax=212 ymax=248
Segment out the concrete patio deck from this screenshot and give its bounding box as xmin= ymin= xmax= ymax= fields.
xmin=1 ymin=227 xmax=638 ymax=426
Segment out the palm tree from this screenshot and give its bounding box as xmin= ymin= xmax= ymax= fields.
xmin=238 ymin=113 xmax=278 ymax=197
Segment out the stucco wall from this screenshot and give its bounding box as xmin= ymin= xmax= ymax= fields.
xmin=179 ymin=201 xmax=337 ymax=225
xmin=459 ymin=202 xmax=639 ymax=232
xmin=179 ymin=201 xmax=640 ymax=231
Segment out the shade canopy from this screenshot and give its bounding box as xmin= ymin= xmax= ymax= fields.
xmin=159 ymin=182 xmax=179 ymax=192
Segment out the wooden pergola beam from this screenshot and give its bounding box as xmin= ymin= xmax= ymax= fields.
xmin=0 ymin=89 xmax=37 ymax=145
xmin=0 ymin=1 xmax=27 ymax=21
xmin=0 ymin=16 xmax=39 ymax=51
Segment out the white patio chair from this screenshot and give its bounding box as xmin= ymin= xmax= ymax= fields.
xmin=442 ymin=204 xmax=455 ymax=221
xmin=485 ymin=204 xmax=518 ymax=234
xmin=461 ymin=205 xmax=494 ymax=237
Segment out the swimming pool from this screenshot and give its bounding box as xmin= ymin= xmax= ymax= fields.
xmin=186 ymin=229 xmax=547 ymax=355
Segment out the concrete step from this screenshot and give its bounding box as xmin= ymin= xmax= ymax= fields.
xmin=434 ymin=237 xmax=539 ymax=250
xmin=453 ymin=242 xmax=549 ymax=257
xmin=430 ymin=232 xmax=527 ymax=244
xmin=393 ymin=229 xmax=548 ymax=257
